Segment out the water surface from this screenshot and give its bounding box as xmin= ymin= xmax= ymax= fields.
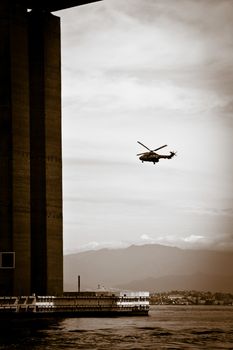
xmin=0 ymin=305 xmax=232 ymax=349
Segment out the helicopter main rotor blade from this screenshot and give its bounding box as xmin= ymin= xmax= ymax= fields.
xmin=137 ymin=141 xmax=151 ymax=151
xmin=153 ymin=144 xmax=167 ymax=152
xmin=137 ymin=152 xmax=148 ymax=156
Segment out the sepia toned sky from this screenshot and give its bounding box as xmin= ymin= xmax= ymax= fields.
xmin=57 ymin=0 xmax=233 ymax=254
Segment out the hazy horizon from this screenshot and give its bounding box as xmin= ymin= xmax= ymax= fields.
xmin=64 ymin=241 xmax=233 ymax=255
xmin=57 ymin=0 xmax=233 ymax=254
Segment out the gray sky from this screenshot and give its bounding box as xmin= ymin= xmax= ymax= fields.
xmin=57 ymin=0 xmax=233 ymax=254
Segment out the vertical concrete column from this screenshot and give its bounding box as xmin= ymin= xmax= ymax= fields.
xmin=0 ymin=3 xmax=31 ymax=295
xmin=28 ymin=11 xmax=63 ymax=295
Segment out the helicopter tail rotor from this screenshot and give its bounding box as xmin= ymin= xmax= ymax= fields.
xmin=170 ymin=151 xmax=177 ymax=157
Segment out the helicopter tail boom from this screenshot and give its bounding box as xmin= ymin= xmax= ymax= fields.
xmin=159 ymin=151 xmax=177 ymax=159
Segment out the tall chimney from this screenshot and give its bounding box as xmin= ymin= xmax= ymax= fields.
xmin=78 ymin=275 xmax=81 ymax=293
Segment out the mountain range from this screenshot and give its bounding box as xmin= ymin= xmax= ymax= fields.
xmin=64 ymin=244 xmax=233 ymax=293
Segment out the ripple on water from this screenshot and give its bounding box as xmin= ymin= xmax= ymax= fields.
xmin=0 ymin=306 xmax=233 ymax=349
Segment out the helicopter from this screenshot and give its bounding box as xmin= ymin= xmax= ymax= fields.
xmin=137 ymin=141 xmax=176 ymax=164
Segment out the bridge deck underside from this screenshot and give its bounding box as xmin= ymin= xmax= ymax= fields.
xmin=17 ymin=0 xmax=101 ymax=12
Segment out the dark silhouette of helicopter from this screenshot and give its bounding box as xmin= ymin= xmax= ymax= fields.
xmin=137 ymin=141 xmax=176 ymax=164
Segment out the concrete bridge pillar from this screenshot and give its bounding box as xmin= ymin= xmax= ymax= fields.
xmin=28 ymin=10 xmax=63 ymax=296
xmin=0 ymin=2 xmax=31 ymax=296
xmin=0 ymin=0 xmax=100 ymax=297
xmin=0 ymin=3 xmax=62 ymax=296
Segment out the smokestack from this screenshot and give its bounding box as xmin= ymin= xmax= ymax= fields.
xmin=78 ymin=275 xmax=81 ymax=293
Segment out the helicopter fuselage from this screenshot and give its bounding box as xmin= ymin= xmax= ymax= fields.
xmin=139 ymin=152 xmax=160 ymax=163
xmin=139 ymin=151 xmax=175 ymax=164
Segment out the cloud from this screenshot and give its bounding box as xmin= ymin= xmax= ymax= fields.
xmin=183 ymin=235 xmax=204 ymax=243
xmin=60 ymin=0 xmax=233 ymax=131
xmin=137 ymin=233 xmax=233 ymax=251
xmin=183 ymin=206 xmax=233 ymax=218
xmin=205 ymin=233 xmax=233 ymax=251
xmin=64 ymin=240 xmax=130 ymax=254
xmin=58 ymin=0 xmax=233 ymax=253
xmin=63 ymin=71 xmax=228 ymax=118
xmin=140 ymin=234 xmax=152 ymax=241
xmin=60 ymin=0 xmax=233 ymax=72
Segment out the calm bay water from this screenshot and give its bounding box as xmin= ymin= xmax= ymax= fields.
xmin=0 ymin=306 xmax=232 ymax=349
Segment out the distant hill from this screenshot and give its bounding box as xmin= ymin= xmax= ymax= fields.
xmin=64 ymin=244 xmax=233 ymax=293
xmin=115 ymin=273 xmax=233 ymax=293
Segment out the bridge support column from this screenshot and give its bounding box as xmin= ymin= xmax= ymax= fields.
xmin=0 ymin=3 xmax=63 ymax=296
xmin=29 ymin=10 xmax=63 ymax=296
xmin=0 ymin=3 xmax=31 ymax=296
